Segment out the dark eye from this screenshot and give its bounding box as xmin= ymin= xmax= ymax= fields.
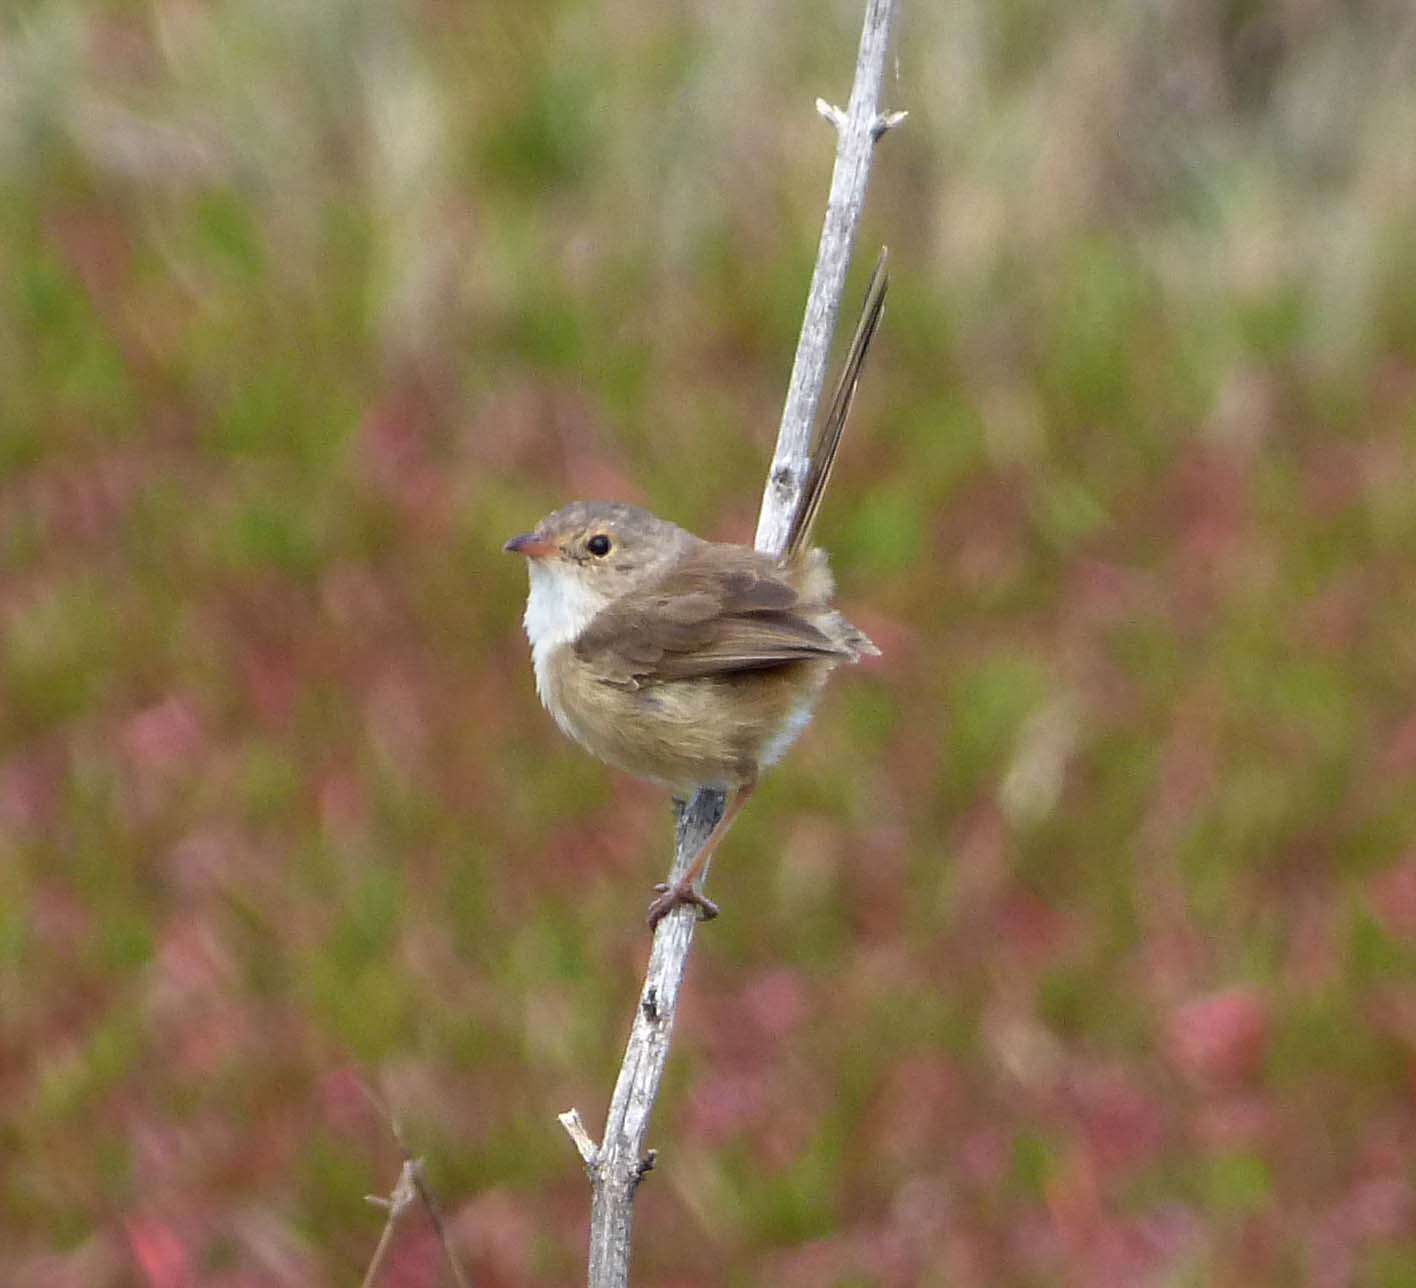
xmin=586 ymin=534 xmax=612 ymax=557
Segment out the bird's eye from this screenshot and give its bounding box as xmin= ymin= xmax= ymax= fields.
xmin=586 ymin=534 xmax=612 ymax=557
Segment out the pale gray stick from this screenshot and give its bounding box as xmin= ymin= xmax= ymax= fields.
xmin=756 ymin=0 xmax=906 ymax=558
xmin=561 ymin=2 xmax=903 ymax=1283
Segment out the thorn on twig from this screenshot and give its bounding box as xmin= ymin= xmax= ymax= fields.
xmin=632 ymin=1150 xmax=658 ymax=1191
xmin=815 ymin=97 xmax=846 ymax=132
xmin=559 ymin=1108 xmax=600 ymax=1167
xmin=871 ymin=109 xmax=908 ymax=140
xmin=641 ymin=986 xmax=659 ymax=1022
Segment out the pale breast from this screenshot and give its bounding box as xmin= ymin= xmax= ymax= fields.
xmin=523 ymin=559 xmax=609 ymax=711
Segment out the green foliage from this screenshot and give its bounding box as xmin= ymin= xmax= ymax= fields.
xmin=1205 ymin=1152 xmax=1273 ymax=1215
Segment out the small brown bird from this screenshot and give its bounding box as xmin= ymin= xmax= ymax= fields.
xmin=506 ymin=257 xmax=886 ymax=928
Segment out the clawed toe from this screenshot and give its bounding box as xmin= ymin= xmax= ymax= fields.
xmin=646 ymin=881 xmax=720 ymax=930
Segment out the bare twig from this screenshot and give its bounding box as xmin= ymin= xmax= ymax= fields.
xmin=359 ymin=1084 xmax=473 ymax=1288
xmin=361 ymin=1160 xmax=420 ymax=1288
xmin=408 ymin=1158 xmax=472 ymax=1288
xmin=561 ymin=1 xmax=902 ymax=1284
xmin=756 ymin=0 xmax=903 ymax=559
xmin=559 ymin=1108 xmax=599 ymax=1168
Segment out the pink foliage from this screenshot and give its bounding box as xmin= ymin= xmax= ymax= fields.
xmin=125 ymin=1216 xmax=192 ymax=1288
xmin=0 ymin=748 xmax=62 ymax=838
xmin=1068 ymin=1064 xmax=1167 ymax=1174
xmin=1369 ymin=853 xmax=1416 ymax=938
xmin=452 ymin=1188 xmax=537 ymax=1285
xmin=739 ymin=967 xmax=809 ymax=1040
xmin=122 ymin=696 xmax=206 ymax=774
xmin=1166 ymin=987 xmax=1270 ymax=1087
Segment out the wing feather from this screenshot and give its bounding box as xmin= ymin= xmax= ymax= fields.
xmin=574 ymin=545 xmax=848 ymax=687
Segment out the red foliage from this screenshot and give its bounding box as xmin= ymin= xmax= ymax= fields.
xmin=1166 ymin=987 xmax=1270 ymax=1087
xmin=125 ymin=1216 xmax=192 ymax=1288
xmin=1369 ymin=853 xmax=1416 ymax=938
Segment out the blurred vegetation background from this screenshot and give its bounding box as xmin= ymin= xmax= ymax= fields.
xmin=3 ymin=0 xmax=1416 ymax=1283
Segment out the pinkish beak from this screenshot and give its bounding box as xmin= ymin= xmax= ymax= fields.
xmin=503 ymin=532 xmax=559 ymax=559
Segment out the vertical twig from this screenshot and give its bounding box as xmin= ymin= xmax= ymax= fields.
xmin=756 ymin=0 xmax=907 ymax=560
xmin=560 ymin=2 xmax=903 ymax=1283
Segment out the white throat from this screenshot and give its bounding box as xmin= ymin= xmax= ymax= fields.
xmin=522 ymin=560 xmax=607 ymax=704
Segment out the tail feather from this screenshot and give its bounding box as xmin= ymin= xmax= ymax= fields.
xmin=835 ymin=613 xmax=880 ymax=660
xmin=781 ymin=248 xmax=889 ymax=565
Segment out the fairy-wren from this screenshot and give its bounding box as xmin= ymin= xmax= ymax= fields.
xmin=505 ymin=256 xmax=886 ymax=928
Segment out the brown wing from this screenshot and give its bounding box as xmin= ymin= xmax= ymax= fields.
xmin=574 ymin=544 xmax=848 ymax=688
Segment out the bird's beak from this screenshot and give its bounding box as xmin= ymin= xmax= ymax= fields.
xmin=503 ymin=532 xmax=559 ymax=559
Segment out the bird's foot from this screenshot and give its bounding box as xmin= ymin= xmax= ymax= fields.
xmin=646 ymin=880 xmax=719 ymax=930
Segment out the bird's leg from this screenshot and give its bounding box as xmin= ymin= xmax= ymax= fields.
xmin=646 ymin=783 xmax=756 ymax=930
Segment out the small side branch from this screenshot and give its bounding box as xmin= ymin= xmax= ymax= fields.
xmin=570 ymin=2 xmax=903 ymax=1285
xmin=559 ymin=1108 xmax=600 ymax=1168
xmin=873 ymin=109 xmax=909 ymax=140
xmin=361 ymin=1160 xmax=419 ymax=1288
xmin=359 ymin=1087 xmax=472 ymax=1288
xmin=361 ymin=1157 xmax=470 ymax=1288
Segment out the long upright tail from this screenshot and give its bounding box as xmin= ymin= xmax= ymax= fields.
xmin=781 ymin=248 xmax=889 ymax=565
